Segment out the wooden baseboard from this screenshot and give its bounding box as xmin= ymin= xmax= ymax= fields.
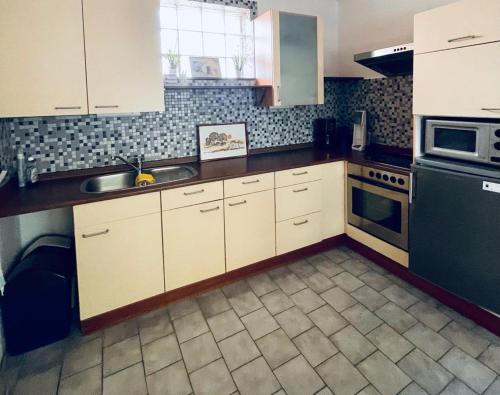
xmin=81 ymin=234 xmax=347 ymax=334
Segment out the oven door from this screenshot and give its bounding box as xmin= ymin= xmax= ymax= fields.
xmin=348 ymin=177 xmax=409 ymax=251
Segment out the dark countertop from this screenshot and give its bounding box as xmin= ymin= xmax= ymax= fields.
xmin=0 ymin=145 xmax=412 ymax=219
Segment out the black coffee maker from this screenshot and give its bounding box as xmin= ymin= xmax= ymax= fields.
xmin=313 ymin=118 xmax=338 ymax=150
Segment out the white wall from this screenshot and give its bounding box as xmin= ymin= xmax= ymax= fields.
xmin=337 ymin=0 xmax=459 ymax=78
xmin=257 ymin=0 xmax=340 ymax=77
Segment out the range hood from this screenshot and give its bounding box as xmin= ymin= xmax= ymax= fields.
xmin=354 ymin=44 xmax=414 ymax=77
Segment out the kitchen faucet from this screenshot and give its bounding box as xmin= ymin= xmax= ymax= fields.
xmin=113 ymin=155 xmax=144 ymax=175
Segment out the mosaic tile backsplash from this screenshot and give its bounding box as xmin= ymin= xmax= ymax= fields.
xmin=1 ymin=76 xmax=413 ymax=174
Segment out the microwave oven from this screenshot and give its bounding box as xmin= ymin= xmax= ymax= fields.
xmin=425 ymin=119 xmax=500 ymax=166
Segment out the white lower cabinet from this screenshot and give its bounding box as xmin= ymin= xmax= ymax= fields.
xmin=163 ymin=201 xmax=226 ymax=291
xmin=321 ymin=161 xmax=345 ymax=239
xmin=225 ymin=190 xmax=276 ymax=272
xmin=276 ymin=212 xmax=322 ymax=255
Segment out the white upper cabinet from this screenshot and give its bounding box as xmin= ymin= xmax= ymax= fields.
xmin=0 ymin=0 xmax=88 ymax=117
xmin=83 ymin=0 xmax=165 ymax=114
xmin=414 ymin=0 xmax=500 ymax=55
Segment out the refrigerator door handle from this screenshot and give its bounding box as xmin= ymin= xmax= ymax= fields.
xmin=409 ymin=172 xmax=416 ymax=204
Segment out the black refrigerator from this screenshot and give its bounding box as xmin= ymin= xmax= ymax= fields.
xmin=409 ymin=159 xmax=500 ymax=315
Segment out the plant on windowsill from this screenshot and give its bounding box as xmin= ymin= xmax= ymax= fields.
xmin=164 ymin=50 xmax=180 ymax=81
xmin=232 ymin=55 xmax=246 ymax=79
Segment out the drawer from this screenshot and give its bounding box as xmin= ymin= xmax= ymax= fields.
xmin=276 ymin=212 xmax=322 ymax=255
xmin=74 ymin=192 xmax=160 ymax=229
xmin=275 ymin=180 xmax=322 ymax=221
xmin=275 ymin=165 xmax=322 ymax=188
xmin=161 ymin=181 xmax=223 ymax=210
xmin=224 ymin=172 xmax=274 ymax=198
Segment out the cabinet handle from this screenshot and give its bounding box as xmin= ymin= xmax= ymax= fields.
xmin=293 ymin=171 xmax=308 ymax=176
xmin=82 ymin=229 xmax=110 ymax=238
xmin=481 ymin=108 xmax=500 ymax=112
xmin=54 ymin=106 xmax=82 ymax=110
xmin=293 ymin=220 xmax=309 ymax=226
xmin=242 ymin=179 xmax=260 ymax=185
xmin=184 ymin=189 xmax=205 ymax=196
xmin=293 ymin=187 xmax=308 ymax=193
xmin=200 ymin=206 xmax=220 ymax=213
xmin=95 ymin=105 xmax=120 ymax=109
xmin=228 ymin=200 xmax=247 ymax=207
xmin=448 ymin=34 xmax=480 ymax=43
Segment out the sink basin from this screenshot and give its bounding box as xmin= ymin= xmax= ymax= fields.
xmin=81 ymin=165 xmax=198 ymax=194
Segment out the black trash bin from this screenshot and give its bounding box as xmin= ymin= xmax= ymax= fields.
xmin=1 ymin=235 xmax=75 ymax=355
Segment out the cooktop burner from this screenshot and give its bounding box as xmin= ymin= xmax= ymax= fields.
xmin=363 ymin=151 xmax=413 ymax=170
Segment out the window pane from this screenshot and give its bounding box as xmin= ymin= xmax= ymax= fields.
xmin=161 ymin=29 xmax=178 ymax=54
xmin=203 ymin=33 xmax=226 ymax=57
xmin=160 ymin=6 xmax=177 ymax=29
xmin=202 ymin=8 xmax=225 ymax=33
xmin=225 ymin=11 xmax=242 ymax=35
xmin=178 ymin=5 xmax=202 ymax=31
xmin=179 ymin=56 xmax=192 ymax=78
xmin=226 ymin=35 xmax=249 ymax=58
xmin=179 ymin=30 xmax=203 ymax=55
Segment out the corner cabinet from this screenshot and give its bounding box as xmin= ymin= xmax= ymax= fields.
xmin=255 ymin=10 xmax=324 ymax=107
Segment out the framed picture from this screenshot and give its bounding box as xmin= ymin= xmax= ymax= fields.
xmin=189 ymin=56 xmax=222 ymax=79
xmin=197 ymin=122 xmax=248 ymax=162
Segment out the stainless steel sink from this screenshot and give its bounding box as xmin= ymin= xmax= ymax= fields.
xmin=80 ymin=165 xmax=198 ymax=194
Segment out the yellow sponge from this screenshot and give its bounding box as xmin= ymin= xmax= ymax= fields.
xmin=135 ymin=172 xmax=156 ymax=187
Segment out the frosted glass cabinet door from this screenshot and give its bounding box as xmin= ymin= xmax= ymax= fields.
xmin=279 ymin=13 xmax=318 ymax=106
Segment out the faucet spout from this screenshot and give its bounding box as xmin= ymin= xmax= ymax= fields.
xmin=113 ymin=155 xmax=142 ymax=174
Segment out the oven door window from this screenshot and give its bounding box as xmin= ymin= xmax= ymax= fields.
xmin=434 ymin=127 xmax=477 ymax=153
xmin=352 ymin=187 xmax=402 ymax=233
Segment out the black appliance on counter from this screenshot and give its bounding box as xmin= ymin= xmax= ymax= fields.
xmin=313 ymin=118 xmax=338 ymax=150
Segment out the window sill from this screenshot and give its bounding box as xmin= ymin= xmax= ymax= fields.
xmin=164 ymin=78 xmax=270 ymax=89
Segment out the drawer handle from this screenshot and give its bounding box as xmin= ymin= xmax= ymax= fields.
xmin=54 ymin=106 xmax=82 ymax=110
xmin=200 ymin=206 xmax=220 ymax=214
xmin=448 ymin=34 xmax=480 ymax=43
xmin=293 ymin=171 xmax=308 ymax=176
xmin=229 ymin=200 xmax=247 ymax=207
xmin=95 ymin=105 xmax=120 ymax=109
xmin=82 ymin=229 xmax=110 ymax=238
xmin=184 ymin=189 xmax=205 ymax=196
xmin=481 ymin=108 xmax=500 ymax=112
xmin=293 ymin=187 xmax=308 ymax=193
xmin=242 ymin=179 xmax=260 ymax=185
xmin=293 ymin=220 xmax=309 ymax=226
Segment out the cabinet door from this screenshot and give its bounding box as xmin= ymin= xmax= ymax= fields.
xmin=75 ymin=213 xmax=164 ymax=320
xmin=163 ymin=201 xmax=225 ymax=291
xmin=225 ymin=190 xmax=276 ymax=272
xmin=0 ymin=0 xmax=88 ymax=117
xmin=321 ymin=162 xmax=345 ymax=239
xmin=414 ymin=42 xmax=500 ymax=118
xmin=83 ymin=0 xmax=164 ymax=114
xmin=414 ymin=0 xmax=500 ymax=55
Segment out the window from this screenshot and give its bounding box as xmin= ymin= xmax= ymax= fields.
xmin=160 ymin=0 xmax=255 ymax=79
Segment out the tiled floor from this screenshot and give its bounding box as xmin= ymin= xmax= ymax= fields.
xmin=1 ymin=246 xmax=500 ymax=395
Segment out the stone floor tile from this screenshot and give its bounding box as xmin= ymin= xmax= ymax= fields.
xmin=323 ymin=248 xmax=350 ymax=264
xmin=61 ymin=337 xmax=102 ymax=378
xmin=357 ymin=385 xmax=382 ymax=395
xmin=247 ymin=273 xmax=278 ymax=297
xmin=138 ymin=311 xmax=173 ymax=346
xmin=439 ymin=347 xmax=496 ymax=394
xmin=341 ymin=304 xmax=382 ymax=335
xmin=275 ymin=306 xmax=314 ymax=338
xmin=330 ymin=325 xmax=376 ymax=364
xmin=479 ymin=344 xmax=500 ymax=374
xmin=302 ymin=271 xmax=334 ymax=293
xmin=13 ymin=366 xmax=60 ymax=395
xmin=232 ymin=357 xmax=281 ymax=395
xmin=103 ymin=319 xmax=138 ymax=347
xmin=288 ymin=259 xmax=317 ymax=278
xmin=308 ymin=305 xmax=348 ymax=336
xmin=340 ymin=258 xmax=369 ymax=276
xmin=173 ymin=311 xmax=209 ymax=343
xmin=290 ymin=288 xmax=325 ymax=313
xmin=403 ymin=322 xmax=452 ymax=360
xmin=381 ymin=284 xmax=420 ymax=310
xmin=351 ymin=285 xmax=389 ymax=311
xmin=218 ymin=331 xmax=261 ymax=371
xmin=472 ymin=326 xmax=500 ymax=347
xmin=440 ymin=321 xmax=490 ymax=358
xmin=398 ymin=349 xmax=453 ymax=394
xmin=197 ymin=289 xmax=232 ymax=318
xmin=241 ymin=307 xmax=279 ymax=340
xmin=103 ymin=363 xmax=147 ymax=395
xmin=207 ymin=309 xmax=245 ymax=342
xmin=331 ymin=272 xmax=364 ymax=292
xmin=399 ymin=382 xmax=429 ymax=395
xmin=273 ymin=271 xmax=307 ymax=295
xmin=293 ymin=327 xmax=338 ymax=367
xmin=180 ymin=332 xmax=221 ymax=373
xmin=190 ymin=359 xmax=237 ymax=395
xmin=320 ymin=287 xmax=357 ymax=312
xmin=440 ymin=379 xmax=477 ymax=395
xmin=358 ymin=351 xmax=412 ymax=395
xmin=142 ymin=334 xmax=182 ymax=375
xmin=367 ymin=324 xmax=414 ymax=363
xmin=146 ymin=361 xmax=192 ymax=395
xmin=227 ymin=288 xmax=263 ymax=317
xmin=438 ymin=305 xmax=477 ymax=330
xmin=267 ymin=266 xmax=291 ymax=280
xmin=310 ymin=256 xmax=344 ymax=277
xmin=375 ymin=302 xmax=418 ymax=333
xmin=407 ymin=302 xmax=451 ymax=332
xmin=103 ymin=335 xmax=142 ymax=377
xmin=274 ymin=355 xmax=324 ymax=395
xmin=168 ymin=298 xmax=200 ymax=321
xmin=58 ymin=365 xmax=102 ymax=395
xmin=317 ymin=353 xmax=368 ymax=395
xmin=256 ymin=329 xmax=300 ymax=369
xmin=260 ymin=289 xmax=294 ymax=315
xmin=359 ymin=271 xmax=393 ymax=291
xmin=484 ymin=378 xmax=500 ymax=395
xmin=316 ymin=387 xmax=335 ymax=395
xmin=17 ymin=339 xmax=65 ymax=377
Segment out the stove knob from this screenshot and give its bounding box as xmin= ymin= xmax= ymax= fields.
xmin=369 ymin=171 xmax=375 ymax=177
xmin=382 ymin=174 xmax=389 ymax=181
xmin=376 ymin=172 xmax=382 ymax=179
xmin=398 ymin=178 xmax=405 ymax=186
xmin=496 ymin=129 xmax=500 ymax=138
xmin=495 ymin=142 xmax=500 ymax=150
xmin=390 ymin=176 xmax=397 ymax=183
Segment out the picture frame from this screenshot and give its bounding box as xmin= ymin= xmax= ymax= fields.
xmin=189 ymin=56 xmax=222 ymax=79
xmin=197 ymin=122 xmax=248 ymax=162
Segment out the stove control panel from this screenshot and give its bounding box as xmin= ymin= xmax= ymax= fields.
xmin=348 ymin=163 xmax=410 ymax=191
